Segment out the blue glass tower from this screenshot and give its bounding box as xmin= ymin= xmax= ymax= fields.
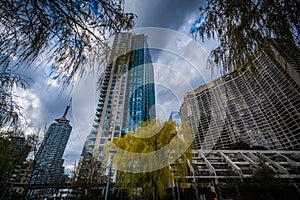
xmin=30 ymin=100 xmax=72 ymax=184
xmin=78 ymin=33 xmax=155 ymax=179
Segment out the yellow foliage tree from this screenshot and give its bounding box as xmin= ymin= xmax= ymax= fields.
xmin=107 ymin=120 xmax=192 ymax=199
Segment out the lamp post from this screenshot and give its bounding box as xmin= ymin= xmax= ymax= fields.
xmin=105 ymin=148 xmax=116 ymax=200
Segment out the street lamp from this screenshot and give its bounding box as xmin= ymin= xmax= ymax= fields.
xmin=105 ymin=148 xmax=116 ymax=200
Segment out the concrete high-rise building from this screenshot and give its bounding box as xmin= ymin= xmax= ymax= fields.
xmin=180 ymin=39 xmax=300 ymax=150
xmin=30 ymin=100 xmax=72 ymax=184
xmin=78 ymin=33 xmax=155 ymax=180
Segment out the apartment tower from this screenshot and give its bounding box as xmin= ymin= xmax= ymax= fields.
xmin=180 ymin=40 xmax=300 ymax=150
xmin=78 ymin=33 xmax=155 ymax=180
xmin=30 ymin=100 xmax=72 ymax=184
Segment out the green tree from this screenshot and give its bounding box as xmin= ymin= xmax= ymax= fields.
xmin=0 ymin=138 xmax=11 ymax=180
xmin=109 ymin=120 xmax=192 ymax=200
xmin=194 ymin=0 xmax=299 ymax=73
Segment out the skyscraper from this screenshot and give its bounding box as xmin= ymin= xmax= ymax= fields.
xmin=168 ymin=111 xmax=181 ymax=130
xmin=180 ymin=39 xmax=300 ymax=150
xmin=78 ymin=33 xmax=155 ymax=180
xmin=30 ymin=100 xmax=72 ymax=184
xmin=168 ymin=111 xmax=181 ymax=124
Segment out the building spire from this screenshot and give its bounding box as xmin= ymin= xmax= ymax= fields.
xmin=63 ymin=98 xmax=72 ymax=118
xmin=55 ymin=98 xmax=72 ymax=123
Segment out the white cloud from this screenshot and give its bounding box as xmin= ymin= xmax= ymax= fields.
xmin=14 ymin=88 xmax=42 ymax=132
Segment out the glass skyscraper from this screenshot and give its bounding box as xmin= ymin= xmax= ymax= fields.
xmin=30 ymin=101 xmax=72 ymax=184
xmin=78 ymin=33 xmax=155 ymax=180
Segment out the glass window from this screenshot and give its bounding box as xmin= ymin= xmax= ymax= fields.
xmin=114 ymin=132 xmax=119 ymax=137
xmin=98 ymin=146 xmax=104 ymax=151
xmin=101 ymin=132 xmax=108 ymax=137
xmin=100 ymin=139 xmax=106 ymax=144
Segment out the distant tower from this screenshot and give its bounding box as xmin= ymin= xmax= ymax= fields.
xmin=168 ymin=111 xmax=181 ymax=129
xmin=30 ymin=99 xmax=72 ymax=184
xmin=168 ymin=111 xmax=181 ymax=124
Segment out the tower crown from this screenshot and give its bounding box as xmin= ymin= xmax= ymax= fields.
xmin=55 ymin=98 xmax=72 ymax=123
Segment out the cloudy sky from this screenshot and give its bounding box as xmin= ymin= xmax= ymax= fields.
xmin=16 ymin=0 xmax=220 ymax=170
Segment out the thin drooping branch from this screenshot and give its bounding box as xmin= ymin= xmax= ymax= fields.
xmin=0 ymin=0 xmax=137 ymax=84
xmin=193 ymin=0 xmax=299 ymax=73
xmin=0 ymin=0 xmax=136 ymax=128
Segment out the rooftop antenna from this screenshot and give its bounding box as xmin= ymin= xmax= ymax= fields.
xmin=55 ymin=98 xmax=72 ymax=122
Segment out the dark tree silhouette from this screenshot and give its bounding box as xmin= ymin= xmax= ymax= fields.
xmin=193 ymin=0 xmax=299 ymax=73
xmin=0 ymin=0 xmax=136 ymax=82
xmin=0 ymin=67 xmax=27 ymax=127
xmin=0 ymin=0 xmax=136 ymax=128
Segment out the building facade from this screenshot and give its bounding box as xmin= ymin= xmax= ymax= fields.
xmin=30 ymin=101 xmax=72 ymax=184
xmin=172 ymin=149 xmax=300 ymax=184
xmin=78 ymin=33 xmax=155 ymax=180
xmin=180 ymin=40 xmax=300 ymax=150
xmin=6 ymin=160 xmax=34 ymax=197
